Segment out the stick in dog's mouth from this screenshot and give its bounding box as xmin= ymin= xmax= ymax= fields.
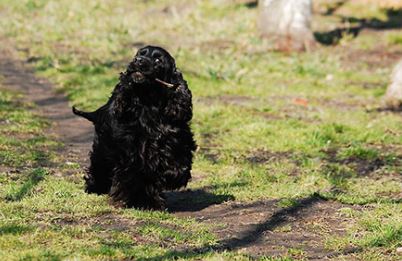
xmin=155 ymin=78 xmax=175 ymax=88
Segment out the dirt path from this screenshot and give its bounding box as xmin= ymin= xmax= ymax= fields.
xmin=0 ymin=46 xmax=92 ymax=166
xmin=0 ymin=45 xmax=358 ymax=260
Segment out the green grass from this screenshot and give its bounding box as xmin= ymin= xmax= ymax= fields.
xmin=327 ymin=203 xmax=402 ymax=260
xmin=0 ymin=0 xmax=401 ymax=259
xmin=5 ymin=168 xmax=47 ymax=201
xmin=0 ymin=90 xmax=58 ymax=168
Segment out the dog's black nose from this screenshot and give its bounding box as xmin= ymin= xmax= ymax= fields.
xmin=135 ymin=57 xmax=144 ymax=65
xmin=134 ymin=56 xmax=151 ymax=72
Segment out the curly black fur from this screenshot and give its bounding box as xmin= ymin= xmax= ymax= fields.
xmin=72 ymin=46 xmax=196 ymax=210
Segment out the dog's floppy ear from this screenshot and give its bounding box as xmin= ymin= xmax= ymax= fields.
xmin=169 ymin=55 xmax=185 ymax=84
xmin=171 ymin=67 xmax=185 ymax=85
xmin=72 ymin=106 xmax=98 ymax=123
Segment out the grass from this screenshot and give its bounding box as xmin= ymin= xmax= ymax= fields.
xmin=5 ymin=168 xmax=47 ymax=201
xmin=0 ymin=0 xmax=401 ymax=260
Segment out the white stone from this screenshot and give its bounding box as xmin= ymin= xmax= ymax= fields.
xmin=384 ymin=60 xmax=402 ymax=110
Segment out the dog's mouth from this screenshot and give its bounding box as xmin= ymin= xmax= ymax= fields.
xmin=131 ymin=71 xmax=146 ymax=83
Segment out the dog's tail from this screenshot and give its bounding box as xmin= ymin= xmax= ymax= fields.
xmin=72 ymin=106 xmax=98 ymax=123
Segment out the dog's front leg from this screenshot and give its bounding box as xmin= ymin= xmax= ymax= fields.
xmin=109 ymin=171 xmax=165 ymax=210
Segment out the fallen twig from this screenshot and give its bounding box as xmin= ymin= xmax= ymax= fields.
xmin=155 ymin=78 xmax=175 ymax=88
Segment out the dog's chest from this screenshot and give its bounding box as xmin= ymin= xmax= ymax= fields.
xmin=112 ymin=103 xmax=171 ymax=139
xmin=107 ymin=91 xmax=178 ymax=149
xmin=109 ymin=112 xmax=180 ymax=163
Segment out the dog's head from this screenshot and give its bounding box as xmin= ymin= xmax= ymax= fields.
xmin=127 ymin=45 xmax=177 ymax=85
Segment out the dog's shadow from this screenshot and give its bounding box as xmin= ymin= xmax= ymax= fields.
xmin=165 ymin=189 xmax=234 ymax=213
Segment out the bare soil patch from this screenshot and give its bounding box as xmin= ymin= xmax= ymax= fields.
xmin=246 ymin=149 xmax=294 ymax=164
xmin=323 ymin=146 xmax=402 ymax=178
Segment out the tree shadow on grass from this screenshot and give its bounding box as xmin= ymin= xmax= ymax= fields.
xmin=5 ymin=168 xmax=47 ymax=201
xmin=241 ymin=1 xmax=257 ymax=9
xmin=217 ymin=194 xmax=323 ymax=250
xmin=147 ymin=193 xmax=324 ymax=260
xmin=315 ymin=9 xmax=402 ymax=45
xmin=0 ymin=224 xmax=33 ymax=235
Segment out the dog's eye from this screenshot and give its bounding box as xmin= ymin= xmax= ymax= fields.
xmin=152 ymin=52 xmax=162 ymax=58
xmin=139 ymin=49 xmax=148 ymax=56
xmin=155 ymin=58 xmax=161 ymax=63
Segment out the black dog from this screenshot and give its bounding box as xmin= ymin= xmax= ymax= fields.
xmin=73 ymin=46 xmax=196 ymax=209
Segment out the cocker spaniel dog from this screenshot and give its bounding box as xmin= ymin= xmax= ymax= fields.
xmin=72 ymin=46 xmax=196 ymax=210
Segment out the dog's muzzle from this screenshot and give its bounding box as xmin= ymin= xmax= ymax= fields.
xmin=134 ymin=57 xmax=153 ymax=73
xmin=131 ymin=71 xmax=146 ymax=83
xmin=130 ymin=56 xmax=154 ymax=83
